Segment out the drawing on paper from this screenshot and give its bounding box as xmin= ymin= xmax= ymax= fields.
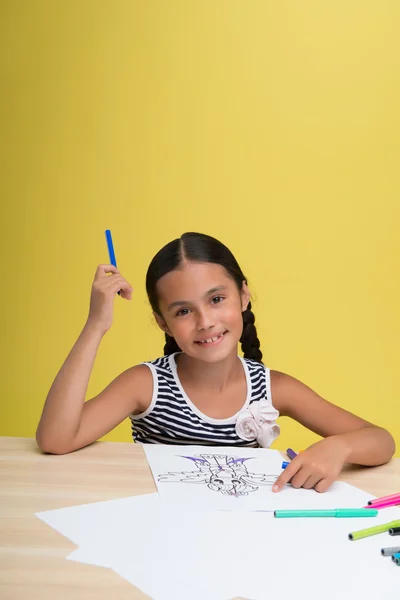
xmin=157 ymin=453 xmax=280 ymax=497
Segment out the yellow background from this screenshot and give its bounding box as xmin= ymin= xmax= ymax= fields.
xmin=1 ymin=1 xmax=399 ymax=454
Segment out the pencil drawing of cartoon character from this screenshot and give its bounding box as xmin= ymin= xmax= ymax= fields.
xmin=157 ymin=454 xmax=279 ymax=497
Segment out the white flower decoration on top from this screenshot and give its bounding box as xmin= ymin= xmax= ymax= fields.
xmin=235 ymin=399 xmax=280 ymax=448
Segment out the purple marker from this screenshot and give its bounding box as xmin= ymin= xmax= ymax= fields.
xmin=286 ymin=448 xmax=298 ymax=460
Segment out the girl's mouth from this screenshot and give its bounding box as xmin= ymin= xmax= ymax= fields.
xmin=194 ymin=331 xmax=227 ymax=347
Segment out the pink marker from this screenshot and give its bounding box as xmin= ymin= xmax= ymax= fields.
xmin=364 ymin=497 xmax=400 ymax=510
xmin=367 ymin=492 xmax=400 ymax=506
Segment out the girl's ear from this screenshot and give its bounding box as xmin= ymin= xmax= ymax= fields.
xmin=241 ymin=281 xmax=251 ymax=311
xmin=153 ymin=311 xmax=173 ymax=336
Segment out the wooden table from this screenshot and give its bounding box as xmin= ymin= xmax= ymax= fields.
xmin=1 ymin=437 xmax=399 ymax=600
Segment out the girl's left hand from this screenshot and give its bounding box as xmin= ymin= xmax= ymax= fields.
xmin=272 ymin=436 xmax=350 ymax=493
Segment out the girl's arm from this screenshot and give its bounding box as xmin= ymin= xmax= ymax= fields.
xmin=36 ymin=264 xmax=151 ymax=455
xmin=36 ymin=325 xmax=152 ymax=454
xmin=271 ymin=371 xmax=395 ymax=492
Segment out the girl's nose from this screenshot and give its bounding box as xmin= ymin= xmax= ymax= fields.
xmin=196 ymin=308 xmax=215 ymax=331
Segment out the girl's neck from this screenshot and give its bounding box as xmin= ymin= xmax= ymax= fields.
xmin=176 ymin=350 xmax=242 ymax=393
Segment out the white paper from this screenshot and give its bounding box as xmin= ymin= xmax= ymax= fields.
xmin=36 ymin=493 xmax=160 ymax=549
xmin=66 ymin=502 xmax=256 ymax=598
xmin=35 ymin=460 xmax=400 ymax=600
xmin=143 ymin=444 xmax=375 ymax=511
xmin=67 ymin=503 xmax=400 ymax=600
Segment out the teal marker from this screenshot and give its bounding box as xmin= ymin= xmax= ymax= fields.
xmin=391 ymin=552 xmax=400 ymax=564
xmin=274 ymin=508 xmax=378 ymax=519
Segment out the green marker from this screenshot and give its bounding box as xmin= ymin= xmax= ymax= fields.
xmin=274 ymin=508 xmax=377 ymax=518
xmin=349 ymin=519 xmax=400 ymax=541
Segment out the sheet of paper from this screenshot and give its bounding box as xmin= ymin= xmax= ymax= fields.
xmin=35 ymin=459 xmax=400 ymax=600
xmin=67 ymin=503 xmax=251 ymax=598
xmin=68 ymin=509 xmax=273 ymax=599
xmin=36 ymin=493 xmax=160 ymax=549
xmin=143 ymin=444 xmax=375 ymax=511
xmin=68 ymin=503 xmax=400 ymax=600
xmin=55 ymin=487 xmax=400 ymax=600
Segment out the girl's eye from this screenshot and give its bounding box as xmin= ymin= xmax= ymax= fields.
xmin=211 ymin=296 xmax=224 ymax=305
xmin=176 ymin=308 xmax=190 ymax=317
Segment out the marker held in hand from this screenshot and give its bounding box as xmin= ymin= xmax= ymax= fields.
xmin=105 ymin=229 xmax=120 ymax=295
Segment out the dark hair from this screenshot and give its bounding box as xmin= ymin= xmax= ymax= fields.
xmin=146 ymin=232 xmax=263 ymax=363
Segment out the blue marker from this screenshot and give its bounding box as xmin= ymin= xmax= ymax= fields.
xmin=105 ymin=229 xmax=120 ymax=295
xmin=105 ymin=230 xmax=117 ymax=267
xmin=282 ymin=461 xmax=290 ymax=469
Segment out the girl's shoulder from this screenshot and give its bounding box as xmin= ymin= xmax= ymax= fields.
xmin=269 ymin=369 xmax=321 ymax=416
xmin=114 ymin=363 xmax=154 ymax=415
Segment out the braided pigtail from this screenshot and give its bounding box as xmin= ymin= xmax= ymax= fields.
xmin=163 ymin=333 xmax=181 ymax=356
xmin=240 ymin=301 xmax=263 ymax=364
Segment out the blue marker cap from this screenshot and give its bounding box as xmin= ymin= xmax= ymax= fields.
xmin=281 ymin=461 xmax=289 ymax=469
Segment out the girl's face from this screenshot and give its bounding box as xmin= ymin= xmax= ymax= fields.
xmin=154 ymin=261 xmax=250 ymax=362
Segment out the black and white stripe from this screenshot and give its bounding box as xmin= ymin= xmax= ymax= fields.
xmin=130 ymin=353 xmax=273 ymax=447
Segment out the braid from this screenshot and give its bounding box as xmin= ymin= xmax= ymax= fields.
xmin=163 ymin=333 xmax=181 ymax=356
xmin=240 ymin=301 xmax=263 ymax=364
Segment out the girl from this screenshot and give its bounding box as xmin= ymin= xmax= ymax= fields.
xmin=36 ymin=232 xmax=395 ymax=493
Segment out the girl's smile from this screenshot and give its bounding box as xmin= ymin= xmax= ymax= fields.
xmin=194 ymin=330 xmax=228 ymax=346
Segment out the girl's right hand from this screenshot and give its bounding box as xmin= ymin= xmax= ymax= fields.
xmin=86 ymin=264 xmax=133 ymax=334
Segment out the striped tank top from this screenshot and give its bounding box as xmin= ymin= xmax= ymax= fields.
xmin=129 ymin=353 xmax=278 ymax=447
